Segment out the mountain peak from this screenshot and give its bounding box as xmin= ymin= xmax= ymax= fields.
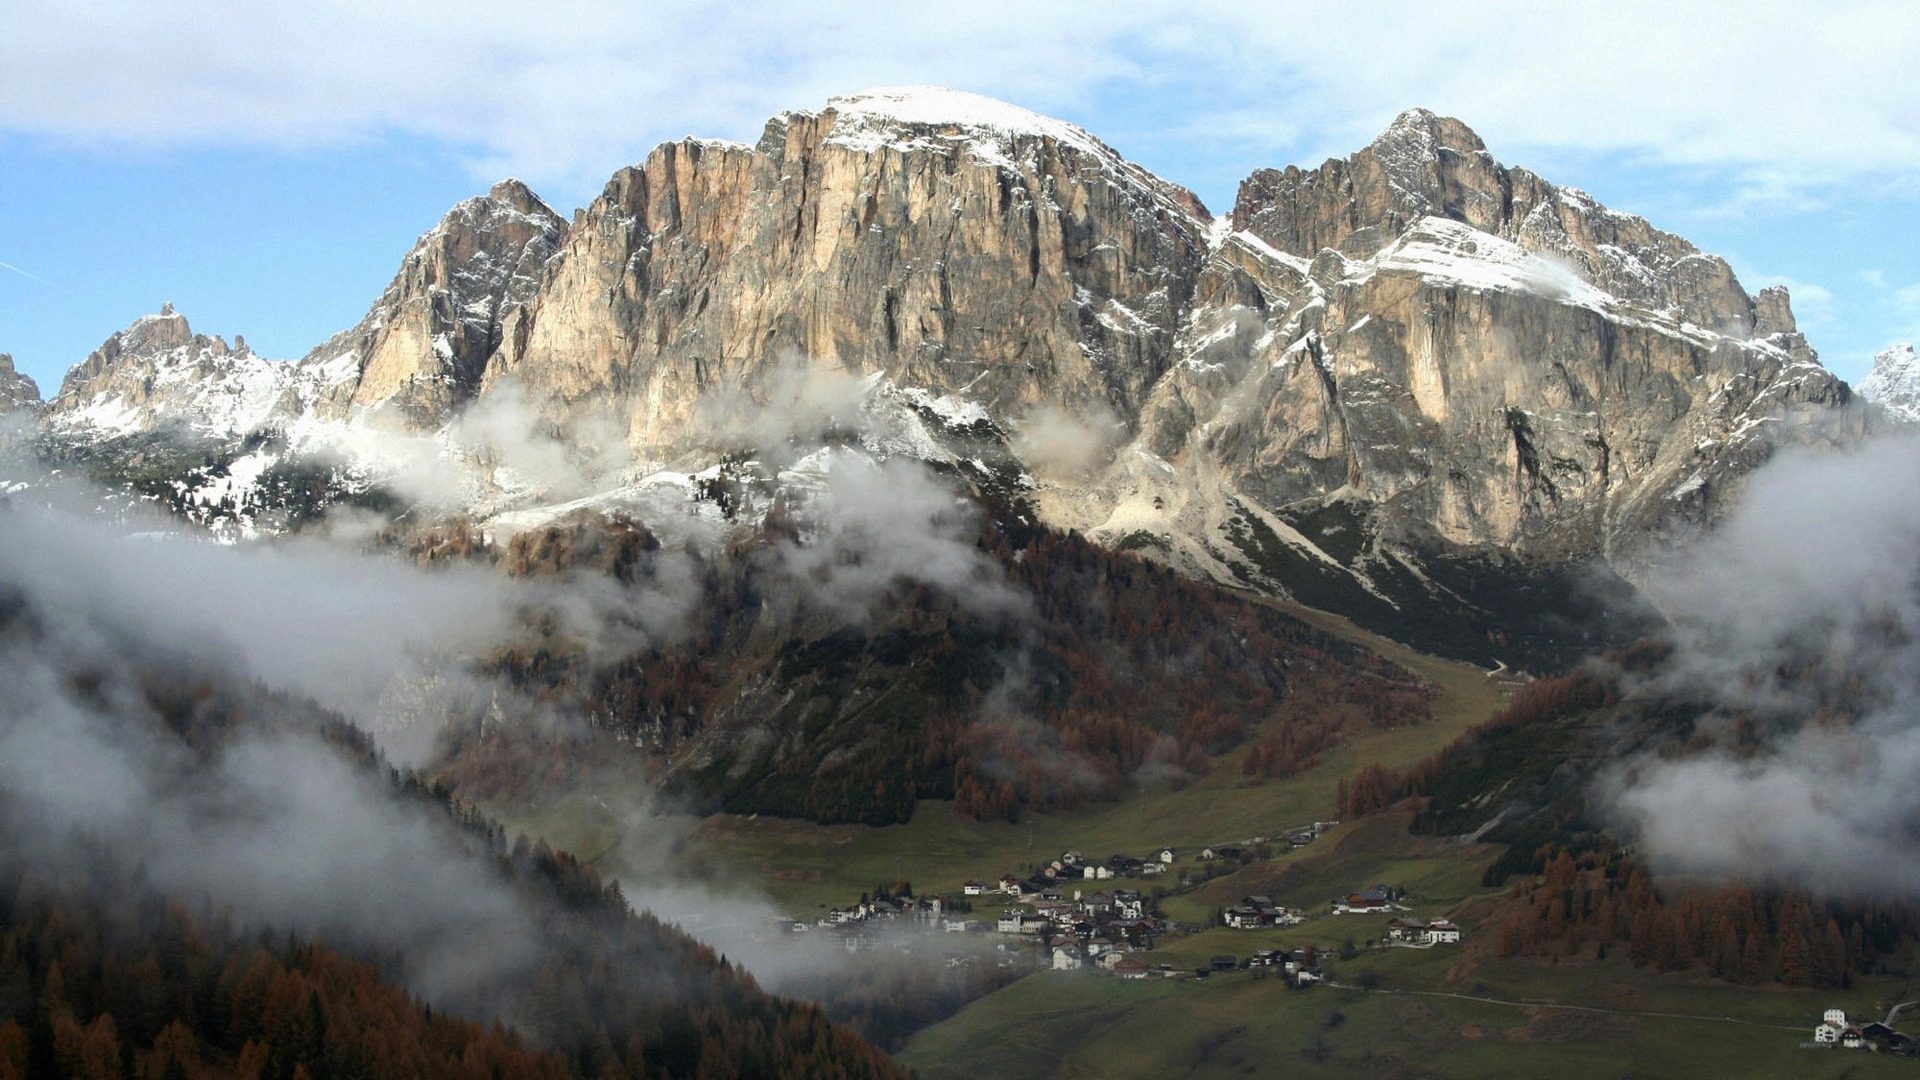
xmin=1372 ymin=108 xmax=1489 ymax=159
xmin=121 ymin=304 xmax=194 ymax=354
xmin=1859 ymin=343 xmax=1920 ymax=423
xmin=484 ymin=177 xmax=552 ymax=217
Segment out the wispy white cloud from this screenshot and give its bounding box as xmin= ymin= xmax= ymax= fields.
xmin=3 ymin=0 xmax=1916 ymax=201
xmin=0 ymin=260 xmax=49 ymax=285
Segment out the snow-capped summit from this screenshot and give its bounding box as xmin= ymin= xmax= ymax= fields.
xmin=48 ymin=306 xmax=345 ymax=438
xmin=1859 ymin=343 xmax=1920 ymax=423
xmin=822 ymin=86 xmax=1112 ymax=155
xmin=816 ymin=86 xmax=1206 ymax=223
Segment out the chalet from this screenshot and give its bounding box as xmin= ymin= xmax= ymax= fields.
xmin=1426 ymin=919 xmax=1462 ymax=944
xmin=1360 ymin=884 xmax=1393 ymax=903
xmin=999 ymin=874 xmax=1022 ymax=895
xmin=1114 ymin=890 xmax=1146 ymax=920
xmin=996 ymin=911 xmax=1050 ymax=935
xmin=1815 ymin=1021 xmax=1843 ymax=1045
xmin=1331 ymin=894 xmax=1391 ymax=914
xmin=1158 ymin=848 xmax=1177 ymax=863
xmin=1291 ymin=966 xmax=1324 ymax=987
xmin=1385 ymin=917 xmax=1428 ymax=942
xmin=1107 ymin=854 xmax=1146 ymax=876
xmin=963 ymin=879 xmax=986 ymax=896
xmin=1224 ymin=906 xmax=1265 ymax=929
xmin=1052 ymin=945 xmax=1085 ymax=971
xmin=1861 ymin=1023 xmax=1918 ymax=1054
xmin=1210 ymin=955 xmax=1238 ymax=972
xmin=1114 ymin=958 xmax=1151 ymax=979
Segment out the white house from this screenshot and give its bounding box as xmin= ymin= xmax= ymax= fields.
xmin=1158 ymin=848 xmax=1176 ymax=863
xmin=1426 ymin=920 xmax=1462 ymax=944
xmin=1052 ymin=946 xmax=1085 ymax=971
xmin=963 ymin=879 xmax=985 ymax=896
xmin=1815 ymin=1022 xmax=1843 ymax=1044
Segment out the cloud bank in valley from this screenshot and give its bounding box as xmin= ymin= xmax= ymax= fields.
xmin=1604 ymin=434 xmax=1920 ymax=896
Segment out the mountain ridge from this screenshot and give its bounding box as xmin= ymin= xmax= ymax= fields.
xmin=18 ymin=89 xmax=1872 ymax=662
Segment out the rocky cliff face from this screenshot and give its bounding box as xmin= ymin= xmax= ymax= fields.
xmin=0 ymin=354 xmax=38 ymax=416
xmin=1859 ymin=343 xmax=1920 ymax=423
xmin=485 ymin=88 xmax=1210 ymax=453
xmin=307 ymin=178 xmax=568 ymax=427
xmin=38 ymin=90 xmax=1869 ymax=664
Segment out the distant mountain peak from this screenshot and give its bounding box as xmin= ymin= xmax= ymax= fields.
xmin=1859 ymin=343 xmax=1920 ymax=423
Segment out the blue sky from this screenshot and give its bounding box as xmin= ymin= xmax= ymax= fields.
xmin=3 ymin=1 xmax=1917 ymax=394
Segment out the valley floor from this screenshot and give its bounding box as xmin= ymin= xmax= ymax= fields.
xmin=482 ymin=603 xmax=1920 ymax=1078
